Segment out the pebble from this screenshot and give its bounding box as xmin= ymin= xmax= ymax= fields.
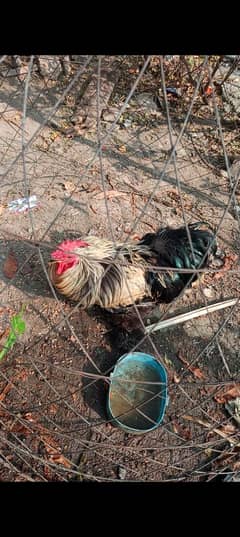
xmin=135 ymin=92 xmax=160 ymax=111
xmin=235 ymin=206 xmax=240 ymax=216
xmin=203 ymin=287 xmax=214 ymax=298
xmin=118 ymin=466 xmax=127 ymax=480
xmin=211 ymin=258 xmax=224 ymax=268
xmin=215 ymin=248 xmax=225 ymax=260
xmin=123 ymin=119 xmax=132 ymax=128
xmin=102 ymin=108 xmax=119 ymax=122
xmin=102 ymin=112 xmax=116 ymax=122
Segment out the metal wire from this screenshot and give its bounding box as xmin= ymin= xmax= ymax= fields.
xmin=0 ymin=55 xmax=239 ymax=482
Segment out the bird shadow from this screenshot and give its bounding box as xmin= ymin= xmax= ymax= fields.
xmin=0 ymin=229 xmax=90 ymax=299
xmin=81 ymin=307 xmax=146 ymax=420
xmin=0 ymin=238 xmax=53 ymax=298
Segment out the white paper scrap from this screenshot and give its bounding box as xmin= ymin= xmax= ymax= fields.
xmin=8 ymin=195 xmax=38 ymax=213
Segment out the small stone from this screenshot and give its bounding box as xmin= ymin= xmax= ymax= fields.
xmin=235 ymin=206 xmax=240 ymax=216
xmin=203 ymin=287 xmax=214 ymax=298
xmin=37 ymin=57 xmax=62 ymax=79
xmin=215 ymin=248 xmax=225 ymax=260
xmin=102 ymin=112 xmax=116 ymax=122
xmin=212 ymin=258 xmax=224 ymax=268
xmin=118 ymin=467 xmax=127 ymax=480
xmin=135 ymin=92 xmax=160 ymax=111
xmin=123 ymin=119 xmax=132 ymax=128
xmin=102 ymin=108 xmax=118 ymax=122
xmin=220 ymin=170 xmax=229 ymax=179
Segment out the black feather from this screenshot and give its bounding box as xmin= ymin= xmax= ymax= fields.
xmin=139 ymin=222 xmax=217 ymax=302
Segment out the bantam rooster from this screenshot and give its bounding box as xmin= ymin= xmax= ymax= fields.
xmin=48 ymin=222 xmax=217 ymax=312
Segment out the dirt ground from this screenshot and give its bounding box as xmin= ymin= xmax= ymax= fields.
xmin=0 ymin=61 xmax=240 ymax=481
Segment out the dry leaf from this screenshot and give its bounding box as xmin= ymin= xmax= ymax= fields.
xmin=49 ymin=453 xmax=72 ymax=469
xmin=71 ymin=392 xmax=78 ymax=403
xmin=172 ymin=421 xmax=191 ymax=439
xmin=42 ymin=435 xmax=72 ymax=468
xmin=81 ymin=184 xmax=101 ymax=194
xmin=131 ymin=234 xmax=141 ymax=241
xmin=10 ymin=409 xmax=71 ymax=470
xmin=94 ymin=190 xmax=127 ymax=200
xmin=10 ymin=420 xmax=33 ymax=436
xmin=225 ymin=253 xmax=238 ymax=265
xmin=16 ymin=369 xmax=29 ymax=382
xmin=200 ymin=387 xmax=208 ymax=396
xmin=8 ymin=111 xmax=22 ymax=126
xmin=214 ymin=395 xmax=226 ymax=404
xmin=178 ymin=352 xmax=206 ymax=379
xmin=172 ymin=422 xmax=179 ymax=434
xmin=162 ymin=356 xmax=174 ymax=369
xmin=205 ymin=448 xmax=213 ymax=457
xmin=213 ymin=271 xmax=224 ymax=281
xmin=214 ymin=384 xmax=240 ymax=404
xmin=0 ymin=327 xmax=10 ymax=341
xmin=118 ymin=145 xmax=126 ymax=153
xmin=0 ymin=204 xmax=5 ymax=216
xmin=0 ymin=382 xmax=13 ymax=403
xmin=43 ymin=466 xmax=54 ymax=480
xmin=89 ymin=204 xmax=97 ymax=214
xmin=50 ymin=131 xmax=59 ymax=141
xmin=49 ymin=404 xmax=57 ymax=415
xmin=178 ymin=352 xmax=189 ymax=367
xmin=221 ymin=423 xmax=236 ymax=435
xmin=0 ymin=369 xmax=29 ymax=403
xmin=63 ymin=180 xmax=75 ymax=193
xmin=173 ymin=373 xmax=181 ymax=383
xmin=191 ymin=367 xmax=206 ymax=380
xmin=183 ymin=414 xmax=240 ymax=446
xmin=204 ymin=85 xmax=213 ymax=96
xmin=3 ymin=250 xmax=18 ymax=279
xmin=24 ymin=412 xmax=37 ymax=423
xmin=213 ymin=252 xmax=238 ymax=280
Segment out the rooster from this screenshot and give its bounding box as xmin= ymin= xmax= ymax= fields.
xmin=48 ymin=222 xmax=217 ymax=312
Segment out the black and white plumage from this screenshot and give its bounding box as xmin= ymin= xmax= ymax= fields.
xmin=48 ymin=222 xmax=217 ymax=312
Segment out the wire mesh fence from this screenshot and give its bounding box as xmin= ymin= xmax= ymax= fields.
xmin=0 ymin=55 xmax=239 ymax=482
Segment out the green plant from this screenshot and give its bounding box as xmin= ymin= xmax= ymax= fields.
xmin=0 ymin=306 xmax=26 ymax=362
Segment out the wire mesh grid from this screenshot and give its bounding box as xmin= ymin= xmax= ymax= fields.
xmin=0 ymin=55 xmax=239 ymax=482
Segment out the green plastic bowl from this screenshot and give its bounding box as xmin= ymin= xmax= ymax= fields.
xmin=107 ymin=352 xmax=168 ymax=434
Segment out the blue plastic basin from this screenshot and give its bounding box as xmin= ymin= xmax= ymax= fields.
xmin=107 ymin=352 xmax=168 ymax=434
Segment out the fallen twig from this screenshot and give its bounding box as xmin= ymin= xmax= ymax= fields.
xmin=145 ymin=298 xmax=238 ymax=334
xmin=182 ymin=414 xmax=240 ymax=447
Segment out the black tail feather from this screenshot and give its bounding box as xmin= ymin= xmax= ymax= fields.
xmin=139 ymin=223 xmax=217 ymax=302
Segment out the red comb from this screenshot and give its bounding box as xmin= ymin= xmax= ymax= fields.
xmin=51 ymin=239 xmax=89 ymax=258
xmin=51 ymin=239 xmax=89 ymax=275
